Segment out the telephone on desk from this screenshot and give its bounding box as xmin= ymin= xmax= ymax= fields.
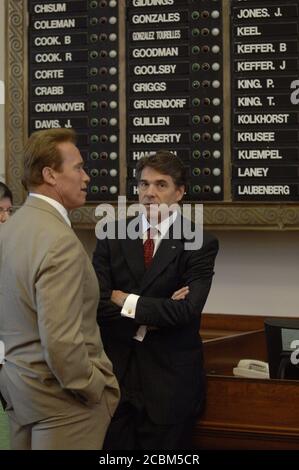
xmin=233 ymin=359 xmax=270 ymax=379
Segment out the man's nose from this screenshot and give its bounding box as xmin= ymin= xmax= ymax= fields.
xmin=0 ymin=212 xmax=9 ymax=223
xmin=145 ymin=183 xmax=157 ymax=197
xmin=83 ymin=169 xmax=90 ymax=184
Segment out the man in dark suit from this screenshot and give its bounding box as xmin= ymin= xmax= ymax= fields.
xmin=93 ymin=151 xmax=218 ymax=450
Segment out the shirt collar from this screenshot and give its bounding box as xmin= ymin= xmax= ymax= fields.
xmin=29 ymin=193 xmax=71 ymax=227
xmin=141 ymin=211 xmax=178 ymax=238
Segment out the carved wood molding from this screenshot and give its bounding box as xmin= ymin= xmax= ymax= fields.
xmin=203 ymin=204 xmax=299 ymax=230
xmin=70 ymin=206 xmax=99 ymax=228
xmin=6 ymin=0 xmax=26 ymax=205
xmin=70 ymin=204 xmax=299 ymax=230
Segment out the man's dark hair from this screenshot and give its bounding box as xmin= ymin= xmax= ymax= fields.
xmin=0 ymin=182 xmax=13 ymax=203
xmin=135 ymin=151 xmax=187 ymax=188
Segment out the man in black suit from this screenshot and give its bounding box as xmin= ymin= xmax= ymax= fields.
xmin=93 ymin=151 xmax=218 ymax=450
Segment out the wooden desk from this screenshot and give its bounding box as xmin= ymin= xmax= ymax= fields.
xmin=194 ymin=314 xmax=299 ymax=450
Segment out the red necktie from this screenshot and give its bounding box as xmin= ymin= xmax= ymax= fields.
xmin=143 ymin=229 xmax=154 ymax=269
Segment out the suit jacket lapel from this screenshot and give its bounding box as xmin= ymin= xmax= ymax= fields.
xmin=119 ymin=214 xmax=186 ymax=290
xmin=140 ymin=214 xmax=185 ymax=292
xmin=140 ymin=236 xmax=183 ymax=293
xmin=120 ymin=218 xmax=145 ymax=285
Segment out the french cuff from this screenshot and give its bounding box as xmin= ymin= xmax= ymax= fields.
xmin=121 ymin=293 xmax=139 ymax=318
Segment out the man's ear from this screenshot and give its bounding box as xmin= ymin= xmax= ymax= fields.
xmin=42 ymin=167 xmax=57 ymax=186
xmin=176 ymin=185 xmax=185 ymax=202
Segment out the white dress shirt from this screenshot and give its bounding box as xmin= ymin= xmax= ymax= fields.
xmin=29 ymin=193 xmax=71 ymax=227
xmin=121 ymin=212 xmax=178 ymax=341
